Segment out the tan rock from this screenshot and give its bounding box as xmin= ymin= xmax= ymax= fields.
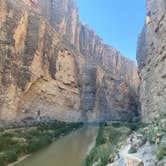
xmin=125 ymin=155 xmax=144 ymax=166
xmin=13 ymin=11 xmax=28 ymax=54
xmin=146 ymin=16 xmax=151 ymax=25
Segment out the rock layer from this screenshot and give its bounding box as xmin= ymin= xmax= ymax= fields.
xmin=0 ymin=0 xmax=139 ymax=123
xmin=137 ymin=0 xmax=166 ymax=122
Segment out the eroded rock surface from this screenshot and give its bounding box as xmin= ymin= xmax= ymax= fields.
xmin=0 ymin=0 xmax=139 ymax=123
xmin=137 ymin=0 xmax=166 ymax=122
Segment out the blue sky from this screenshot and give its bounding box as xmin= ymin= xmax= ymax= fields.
xmin=76 ymin=0 xmax=146 ymax=61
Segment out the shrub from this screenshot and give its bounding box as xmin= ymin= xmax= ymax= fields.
xmin=0 ymin=155 xmax=5 ymax=166
xmin=5 ymin=150 xmax=17 ymax=163
xmin=126 ymin=122 xmax=147 ymax=131
xmin=10 ymin=143 xmax=28 ymax=155
xmin=0 ymin=136 xmax=17 ymax=152
xmin=111 ymin=122 xmax=123 ymax=128
xmin=82 ymin=145 xmax=113 ymax=166
xmin=156 ymin=143 xmax=165 ymax=161
xmin=26 ymin=140 xmax=41 ymax=153
xmin=38 ymin=135 xmax=52 ymax=146
xmin=97 ymin=145 xmax=113 ymax=165
xmin=0 ymin=150 xmax=18 ymax=164
xmin=112 ymin=122 xmax=147 ymax=131
xmin=95 ymin=125 xmax=105 ymax=146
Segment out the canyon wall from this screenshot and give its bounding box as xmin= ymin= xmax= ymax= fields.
xmin=137 ymin=0 xmax=166 ymax=122
xmin=37 ymin=0 xmax=139 ymax=90
xmin=0 ymin=0 xmax=139 ymax=123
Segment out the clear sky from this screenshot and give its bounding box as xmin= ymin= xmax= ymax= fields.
xmin=76 ymin=0 xmax=146 ymax=61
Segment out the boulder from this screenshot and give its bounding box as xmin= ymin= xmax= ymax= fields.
xmin=125 ymin=155 xmax=144 ymax=166
xmin=128 ymin=134 xmax=146 ymax=152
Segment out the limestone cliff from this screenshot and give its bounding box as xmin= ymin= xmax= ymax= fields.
xmin=137 ymin=0 xmax=166 ymax=122
xmin=0 ymin=0 xmax=139 ymax=123
xmin=37 ymin=0 xmax=139 ymax=90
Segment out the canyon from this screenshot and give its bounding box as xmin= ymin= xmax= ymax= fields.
xmin=0 ymin=0 xmax=139 ymax=123
xmin=0 ymin=0 xmax=165 ymax=124
xmin=0 ymin=0 xmax=165 ymax=166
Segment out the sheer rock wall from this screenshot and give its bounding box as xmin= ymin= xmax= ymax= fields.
xmin=0 ymin=0 xmax=139 ymax=123
xmin=137 ymin=0 xmax=166 ymax=122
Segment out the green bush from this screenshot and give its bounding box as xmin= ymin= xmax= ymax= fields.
xmin=95 ymin=125 xmax=105 ymax=146
xmin=109 ymin=126 xmax=131 ymax=145
xmin=126 ymin=122 xmax=147 ymax=131
xmin=10 ymin=143 xmax=28 ymax=155
xmin=0 ymin=155 xmax=5 ymax=166
xmin=4 ymin=150 xmax=17 ymax=163
xmin=38 ymin=135 xmax=52 ymax=146
xmin=112 ymin=122 xmax=147 ymax=131
xmin=111 ymin=122 xmax=123 ymax=128
xmin=156 ymin=143 xmax=165 ymax=161
xmin=0 ymin=136 xmax=17 ymax=151
xmin=82 ymin=145 xmax=113 ymax=166
xmin=97 ymin=146 xmax=113 ymax=165
xmin=0 ymin=150 xmax=18 ymax=165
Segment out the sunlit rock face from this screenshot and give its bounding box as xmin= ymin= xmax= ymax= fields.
xmin=137 ymin=0 xmax=166 ymax=122
xmin=0 ymin=0 xmax=139 ymax=123
xmin=37 ymin=0 xmax=139 ymax=90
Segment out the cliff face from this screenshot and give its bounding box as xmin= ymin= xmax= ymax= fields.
xmin=0 ymin=0 xmax=139 ymax=123
xmin=37 ymin=0 xmax=139 ymax=90
xmin=137 ymin=0 xmax=166 ymax=122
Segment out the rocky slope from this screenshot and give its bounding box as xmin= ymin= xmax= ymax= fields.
xmin=137 ymin=0 xmax=166 ymax=122
xmin=0 ymin=0 xmax=139 ymax=123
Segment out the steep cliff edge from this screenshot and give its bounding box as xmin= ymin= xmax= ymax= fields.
xmin=0 ymin=0 xmax=139 ymax=123
xmin=137 ymin=0 xmax=166 ymax=122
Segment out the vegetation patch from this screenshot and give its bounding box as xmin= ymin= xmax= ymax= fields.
xmin=137 ymin=114 xmax=166 ymax=161
xmin=82 ymin=123 xmax=131 ymax=166
xmin=156 ymin=143 xmax=166 ymax=161
xmin=0 ymin=121 xmax=82 ymax=166
xmin=83 ymin=114 xmax=166 ymax=166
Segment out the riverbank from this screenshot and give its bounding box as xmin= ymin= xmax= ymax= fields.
xmin=0 ymin=121 xmax=82 ymax=166
xmin=8 ymin=155 xmax=30 ymax=166
xmin=107 ymin=114 xmax=166 ymax=166
xmin=82 ymin=114 xmax=166 ymax=166
xmin=82 ymin=122 xmax=133 ymax=166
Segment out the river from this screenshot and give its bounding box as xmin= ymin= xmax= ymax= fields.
xmin=16 ymin=126 xmax=98 ymax=166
